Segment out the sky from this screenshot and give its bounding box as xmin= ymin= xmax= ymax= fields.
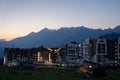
xmin=0 ymin=0 xmax=120 ymax=41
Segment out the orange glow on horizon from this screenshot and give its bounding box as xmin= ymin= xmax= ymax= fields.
xmin=0 ymin=36 xmax=17 ymax=41
xmin=0 ymin=34 xmax=26 ymax=41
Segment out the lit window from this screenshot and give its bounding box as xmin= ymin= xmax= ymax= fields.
xmin=115 ymin=57 xmax=117 ymax=59
xmin=115 ymin=60 xmax=117 ymax=63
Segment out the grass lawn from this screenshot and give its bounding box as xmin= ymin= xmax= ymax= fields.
xmin=0 ymin=66 xmax=120 ymax=80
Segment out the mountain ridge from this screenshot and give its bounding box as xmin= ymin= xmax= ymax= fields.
xmin=0 ymin=25 xmax=120 ymax=48
xmin=7 ymin=25 xmax=120 ymax=47
xmin=0 ymin=25 xmax=120 ymax=58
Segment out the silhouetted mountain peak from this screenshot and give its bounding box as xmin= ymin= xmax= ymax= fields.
xmin=57 ymin=26 xmax=89 ymax=31
xmin=27 ymin=32 xmax=36 ymax=36
xmin=80 ymin=26 xmax=87 ymax=29
xmin=40 ymin=28 xmax=56 ymax=33
xmin=114 ymin=25 xmax=120 ymax=30
xmin=41 ymin=28 xmax=49 ymax=31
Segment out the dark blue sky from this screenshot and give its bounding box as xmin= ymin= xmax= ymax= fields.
xmin=0 ymin=0 xmax=120 ymax=40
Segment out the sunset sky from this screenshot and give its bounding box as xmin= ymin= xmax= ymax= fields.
xmin=0 ymin=0 xmax=120 ymax=41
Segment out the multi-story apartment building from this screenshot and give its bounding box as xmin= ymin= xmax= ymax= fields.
xmin=83 ymin=38 xmax=120 ymax=66
xmin=66 ymin=42 xmax=82 ymax=67
xmin=4 ymin=47 xmax=61 ymax=66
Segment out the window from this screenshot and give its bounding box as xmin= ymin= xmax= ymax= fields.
xmin=102 ymin=50 xmax=105 ymax=53
xmin=68 ymin=50 xmax=76 ymax=54
xmin=97 ymin=43 xmax=106 ymax=54
xmin=98 ymin=49 xmax=101 ymax=53
xmin=102 ymin=44 xmax=105 ymax=49
xmin=115 ymin=57 xmax=117 ymax=59
xmin=68 ymin=50 xmax=70 ymax=54
xmin=98 ymin=44 xmax=101 ymax=47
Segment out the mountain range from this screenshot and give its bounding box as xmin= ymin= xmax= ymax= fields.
xmin=1 ymin=25 xmax=120 ymax=48
xmin=0 ymin=25 xmax=120 ymax=58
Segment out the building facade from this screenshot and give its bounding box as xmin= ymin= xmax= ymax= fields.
xmin=66 ymin=42 xmax=82 ymax=67
xmin=83 ymin=38 xmax=120 ymax=66
xmin=4 ymin=47 xmax=61 ymax=66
